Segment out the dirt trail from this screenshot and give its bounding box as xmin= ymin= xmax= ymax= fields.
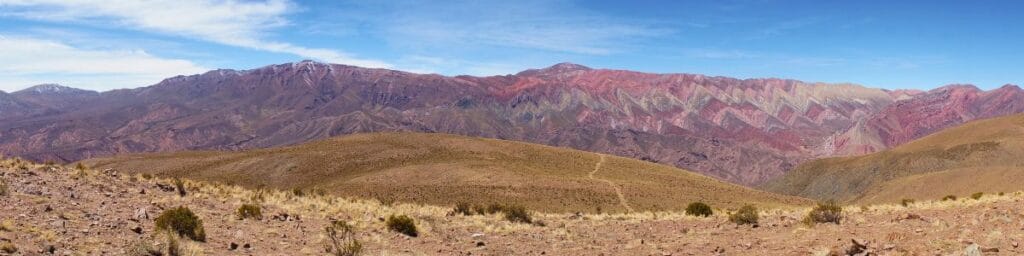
xmin=588 ymin=155 xmax=634 ymax=212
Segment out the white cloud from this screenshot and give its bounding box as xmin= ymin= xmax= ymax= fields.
xmin=0 ymin=0 xmax=390 ymax=68
xmin=0 ymin=36 xmax=207 ymax=91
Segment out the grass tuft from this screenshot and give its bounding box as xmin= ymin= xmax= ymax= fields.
xmin=971 ymin=192 xmax=984 ymax=200
xmin=325 ymin=220 xmax=362 ymax=256
xmin=942 ymin=195 xmax=957 ymax=201
xmin=236 ymin=204 xmax=262 ymax=220
xmin=802 ymin=201 xmax=842 ymax=226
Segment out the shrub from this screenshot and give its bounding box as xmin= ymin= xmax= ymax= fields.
xmin=942 ymin=195 xmax=957 ymax=201
xmin=999 ymin=192 xmax=1006 ymax=196
xmin=0 ymin=178 xmax=8 ymax=197
xmin=452 ymin=202 xmax=473 ymax=216
xmin=971 ymin=192 xmax=984 ymax=200
xmin=900 ymin=199 xmax=915 ymax=207
xmin=0 ymin=242 xmax=16 ymax=253
xmin=803 ymin=201 xmax=843 ymax=225
xmin=173 ymin=178 xmax=187 ymax=197
xmin=155 ymin=206 xmax=206 ymax=242
xmin=236 ymin=204 xmax=262 ymax=220
xmin=485 ymin=203 xmax=505 ymax=214
xmin=385 ymin=215 xmax=418 ymax=237
xmin=502 ymin=205 xmax=532 ymax=224
xmin=324 ymin=220 xmax=362 ymax=256
xmin=74 ymin=163 xmax=86 ymax=170
xmin=685 ymin=202 xmax=713 ymax=217
xmin=141 ymin=173 xmax=153 ymax=180
xmin=292 ymin=188 xmax=305 ymax=197
xmin=729 ymin=205 xmax=759 ymax=225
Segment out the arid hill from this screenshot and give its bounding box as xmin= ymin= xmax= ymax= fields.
xmin=764 ymin=113 xmax=1024 ymax=203
xmin=2 ymin=157 xmax=1019 ymax=255
xmin=82 ymin=132 xmax=809 ymax=213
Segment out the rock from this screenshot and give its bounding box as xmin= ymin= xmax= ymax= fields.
xmin=981 ymin=247 xmax=999 ymax=253
xmin=963 ymin=243 xmax=981 ymax=256
xmin=229 ymin=242 xmax=239 ymax=250
xmin=132 ymin=208 xmax=148 ymax=221
xmin=475 ymin=241 xmax=485 ymax=247
xmin=470 ymin=233 xmax=484 ymax=238
xmin=130 ymin=226 xmax=143 ymax=234
xmin=846 ymin=239 xmax=869 ymax=255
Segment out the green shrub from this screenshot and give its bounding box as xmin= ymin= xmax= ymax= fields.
xmin=971 ymin=192 xmax=984 ymax=200
xmin=385 ymin=215 xmax=418 ymax=237
xmin=729 ymin=205 xmax=759 ymax=225
xmin=803 ymin=201 xmax=843 ymax=225
xmin=685 ymin=202 xmax=713 ymax=217
xmin=900 ymin=199 xmax=915 ymax=207
xmin=325 ymin=220 xmax=362 ymax=256
xmin=236 ymin=204 xmax=262 ymax=220
xmin=155 ymin=206 xmax=206 ymax=242
xmin=502 ymin=205 xmax=532 ymax=224
xmin=173 ymin=178 xmax=187 ymax=197
xmin=942 ymin=195 xmax=957 ymax=201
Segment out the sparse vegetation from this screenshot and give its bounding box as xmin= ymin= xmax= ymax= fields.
xmin=141 ymin=173 xmax=153 ymax=179
xmin=502 ymin=205 xmax=533 ymax=224
xmin=803 ymin=201 xmax=842 ymax=225
xmin=74 ymin=162 xmax=86 ymax=171
xmin=685 ymin=202 xmax=713 ymax=217
xmin=971 ymin=192 xmax=984 ymax=200
xmin=324 ymin=220 xmax=362 ymax=256
xmin=236 ymin=204 xmax=262 ymax=220
xmin=173 ymin=178 xmax=187 ymax=197
xmin=0 ymin=178 xmax=8 ymax=197
xmin=900 ymin=198 xmax=915 ymax=207
xmin=155 ymin=206 xmax=206 ymax=242
xmin=165 ymin=231 xmax=181 ymax=256
xmin=0 ymin=242 xmax=17 ymax=253
xmin=292 ymin=188 xmax=305 ymax=197
xmin=942 ymin=195 xmax=957 ymax=201
xmin=386 ymin=215 xmax=418 ymax=237
xmin=452 ymin=202 xmax=473 ymax=216
xmin=729 ymin=205 xmax=759 ymax=225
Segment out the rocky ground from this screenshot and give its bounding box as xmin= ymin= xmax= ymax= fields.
xmin=1 ymin=159 xmax=1022 ymax=255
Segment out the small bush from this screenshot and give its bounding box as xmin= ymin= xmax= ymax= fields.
xmin=729 ymin=205 xmax=759 ymax=225
xmin=292 ymin=188 xmax=305 ymax=197
xmin=173 ymin=178 xmax=187 ymax=197
xmin=386 ymin=215 xmax=418 ymax=237
xmin=141 ymin=173 xmax=153 ymax=180
xmin=155 ymin=206 xmax=206 ymax=242
xmin=452 ymin=202 xmax=473 ymax=216
xmin=325 ymin=220 xmax=362 ymax=256
xmin=685 ymin=202 xmax=713 ymax=217
xmin=900 ymin=199 xmax=915 ymax=207
xmin=236 ymin=204 xmax=262 ymax=220
xmin=999 ymin=192 xmax=1005 ymax=196
xmin=502 ymin=205 xmax=532 ymax=224
xmin=74 ymin=163 xmax=86 ymax=171
xmin=0 ymin=242 xmax=16 ymax=253
xmin=942 ymin=195 xmax=957 ymax=201
xmin=0 ymin=178 xmax=8 ymax=197
xmin=971 ymin=192 xmax=984 ymax=200
xmin=485 ymin=203 xmax=505 ymax=214
xmin=803 ymin=201 xmax=843 ymax=225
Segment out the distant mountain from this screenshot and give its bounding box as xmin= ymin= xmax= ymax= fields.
xmin=82 ymin=132 xmax=811 ymax=213
xmin=1 ymin=61 xmax=1021 ymax=185
xmin=764 ymin=113 xmax=1024 ymax=203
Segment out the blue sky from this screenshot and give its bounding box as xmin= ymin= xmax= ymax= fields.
xmin=0 ymin=0 xmax=1021 ymax=92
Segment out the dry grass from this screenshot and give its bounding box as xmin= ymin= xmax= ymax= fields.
xmin=82 ymin=132 xmax=809 ymax=213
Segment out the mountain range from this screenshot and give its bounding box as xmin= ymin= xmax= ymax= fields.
xmin=2 ymin=60 xmax=1022 ymax=185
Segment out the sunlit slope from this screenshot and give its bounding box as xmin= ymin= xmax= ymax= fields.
xmin=83 ymin=132 xmax=809 ymax=213
xmin=765 ymin=113 xmax=1024 ymax=202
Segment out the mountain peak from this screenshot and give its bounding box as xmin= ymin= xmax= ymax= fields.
xmin=516 ymin=62 xmax=593 ymax=76
xmin=15 ymin=84 xmax=95 ymax=95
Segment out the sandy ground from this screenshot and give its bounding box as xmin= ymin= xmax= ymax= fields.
xmin=1 ymin=161 xmax=1022 ymax=255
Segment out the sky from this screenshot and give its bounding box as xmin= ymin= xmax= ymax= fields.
xmin=0 ymin=0 xmax=1022 ymax=92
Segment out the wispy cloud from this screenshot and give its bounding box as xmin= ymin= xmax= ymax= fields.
xmin=0 ymin=35 xmax=207 ymax=91
xmin=0 ymin=0 xmax=390 ymax=68
xmin=337 ymin=0 xmax=671 ymax=55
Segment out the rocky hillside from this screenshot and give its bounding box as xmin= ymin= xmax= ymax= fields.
xmin=1 ymin=158 xmax=1020 ymax=255
xmin=2 ymin=61 xmax=1022 ymax=185
xmin=765 ymin=113 xmax=1024 ymax=202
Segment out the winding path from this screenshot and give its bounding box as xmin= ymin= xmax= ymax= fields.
xmin=588 ymin=155 xmax=635 ymax=213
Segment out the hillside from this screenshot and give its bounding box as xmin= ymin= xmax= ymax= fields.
xmin=764 ymin=113 xmax=1024 ymax=202
xmin=0 ymin=61 xmax=922 ymax=185
xmin=2 ymin=157 xmax=1020 ymax=255
xmin=82 ymin=132 xmax=809 ymax=213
